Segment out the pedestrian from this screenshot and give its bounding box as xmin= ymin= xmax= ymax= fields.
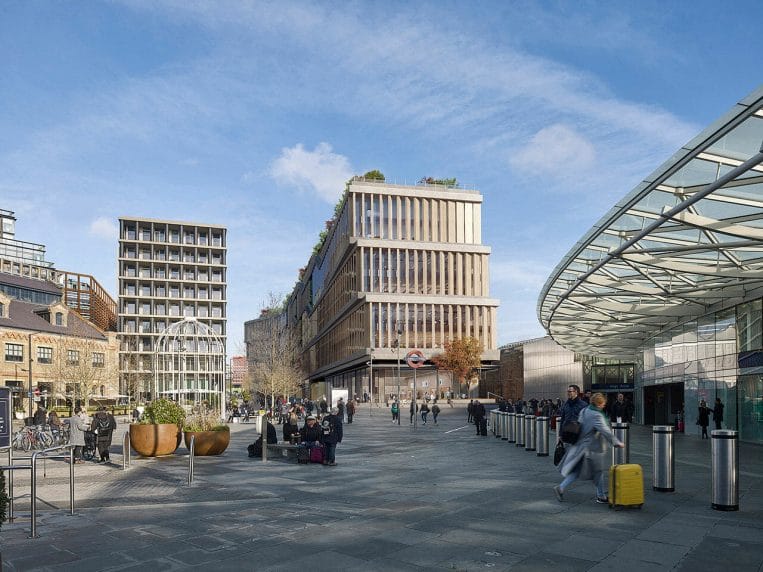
xmin=420 ymin=401 xmax=430 ymax=425
xmin=697 ymin=400 xmax=711 ymax=439
xmin=557 ymin=385 xmax=587 ymax=446
xmin=131 ymin=407 xmax=140 ymax=423
xmin=431 ymin=402 xmax=440 ymax=424
xmin=33 ymin=406 xmax=47 ymax=426
xmin=283 ymin=413 xmax=300 ymax=444
xmin=299 ymin=415 xmax=322 ymax=445
xmin=65 ymin=407 xmax=87 ymax=464
xmin=609 ymin=393 xmax=632 ymax=424
xmin=321 ymin=407 xmax=343 ymax=466
xmin=713 ymin=398 xmax=724 ymax=430
xmin=410 ymin=400 xmax=418 ymax=424
xmin=337 ymin=397 xmax=345 ymax=422
xmin=90 ymin=406 xmax=117 ymax=463
xmin=249 ymin=420 xmax=278 ymax=458
xmin=391 ymin=399 xmax=400 ymax=423
xmin=582 ymin=389 xmax=592 ymax=404
xmin=47 ymin=409 xmax=60 ymax=429
xmin=554 ymin=393 xmax=624 ymax=503
xmin=346 ymin=399 xmax=356 ymax=424
xmin=472 ymin=400 xmax=486 ymax=435
xmin=467 ymin=399 xmax=474 ymax=423
xmin=319 ymin=396 xmax=328 ymax=415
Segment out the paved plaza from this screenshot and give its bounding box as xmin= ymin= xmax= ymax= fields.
xmin=1 ymin=404 xmax=762 ymax=571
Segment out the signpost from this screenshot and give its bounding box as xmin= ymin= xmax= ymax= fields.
xmin=405 ymin=350 xmax=425 ymax=428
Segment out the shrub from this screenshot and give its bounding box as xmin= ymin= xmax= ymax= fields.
xmin=183 ymin=404 xmax=228 ymax=432
xmin=140 ymin=398 xmax=186 ymax=426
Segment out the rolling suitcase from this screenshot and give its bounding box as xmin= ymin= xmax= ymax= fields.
xmin=609 ymin=464 xmax=644 ymax=509
xmin=309 ymin=444 xmax=325 ymax=464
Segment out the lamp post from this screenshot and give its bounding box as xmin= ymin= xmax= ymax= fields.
xmin=366 ymin=358 xmax=373 ymax=417
xmin=27 ymin=333 xmax=36 ymax=417
xmin=395 ymin=323 xmax=402 ymax=425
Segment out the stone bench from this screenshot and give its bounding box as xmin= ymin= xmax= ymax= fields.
xmin=266 ymin=442 xmax=300 ymax=460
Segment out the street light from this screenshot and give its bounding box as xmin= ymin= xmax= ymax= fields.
xmin=394 ymin=322 xmax=402 ymax=425
xmin=27 ymin=332 xmax=37 ymax=417
xmin=366 ymin=358 xmax=373 ymax=417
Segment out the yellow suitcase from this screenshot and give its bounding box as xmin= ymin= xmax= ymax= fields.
xmin=609 ymin=464 xmax=644 ymax=509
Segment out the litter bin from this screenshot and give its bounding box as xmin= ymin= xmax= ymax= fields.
xmin=515 ymin=414 xmax=526 ymax=447
xmin=501 ymin=412 xmax=509 ymax=441
xmin=652 ymin=425 xmax=674 ymax=492
xmin=711 ymin=430 xmax=739 ymax=511
xmin=536 ymin=416 xmax=549 ymax=456
xmin=525 ymin=415 xmax=536 ymax=451
xmin=612 ymin=423 xmax=629 ymax=465
xmin=507 ymin=412 xmax=516 ymax=443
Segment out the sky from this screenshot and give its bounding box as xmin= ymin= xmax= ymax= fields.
xmin=1 ymin=0 xmax=762 ymax=355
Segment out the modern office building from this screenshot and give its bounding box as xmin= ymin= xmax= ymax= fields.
xmin=539 ymin=87 xmax=763 ymax=443
xmin=118 ymin=217 xmax=227 ymax=402
xmin=246 ymin=177 xmax=500 ymax=401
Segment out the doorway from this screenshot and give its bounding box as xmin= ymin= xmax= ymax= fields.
xmin=643 ymin=383 xmax=684 ymax=426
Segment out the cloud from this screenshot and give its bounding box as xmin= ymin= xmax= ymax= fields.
xmin=269 ymin=142 xmax=353 ymax=204
xmin=509 ymin=124 xmax=596 ymax=178
xmin=89 ymin=217 xmax=118 ymax=240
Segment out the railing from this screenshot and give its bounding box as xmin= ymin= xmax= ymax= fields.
xmin=187 ymin=435 xmax=196 ymax=485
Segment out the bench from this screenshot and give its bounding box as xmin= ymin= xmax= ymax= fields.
xmin=266 ymin=442 xmax=300 ymax=460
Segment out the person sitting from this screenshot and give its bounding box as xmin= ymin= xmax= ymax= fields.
xmin=299 ymin=415 xmax=323 ymax=446
xmin=248 ymin=421 xmax=278 ymax=458
xmin=282 ymin=414 xmax=300 ymax=444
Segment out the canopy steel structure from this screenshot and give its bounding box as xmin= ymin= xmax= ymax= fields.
xmin=154 ymin=317 xmax=226 ymax=420
xmin=539 ymin=87 xmax=763 ymax=359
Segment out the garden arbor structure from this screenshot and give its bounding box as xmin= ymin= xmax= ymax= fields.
xmin=154 ymin=317 xmax=226 ymax=420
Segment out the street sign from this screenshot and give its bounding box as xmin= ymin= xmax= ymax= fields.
xmin=405 ymin=350 xmax=425 ymax=369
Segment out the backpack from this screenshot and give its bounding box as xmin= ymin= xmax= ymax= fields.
xmin=321 ymin=419 xmax=333 ymax=437
xmin=97 ymin=416 xmax=111 ymax=433
xmin=560 ymin=420 xmax=581 ymax=444
xmin=391 ymin=403 xmax=399 ymax=414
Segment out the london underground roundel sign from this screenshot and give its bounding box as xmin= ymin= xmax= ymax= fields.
xmin=405 ymin=350 xmax=426 ymax=369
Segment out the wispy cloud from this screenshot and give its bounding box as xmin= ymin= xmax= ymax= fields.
xmin=510 ymin=124 xmax=596 ymax=180
xmin=269 ymin=143 xmax=353 ymax=204
xmin=89 ymin=217 xmax=119 ymax=240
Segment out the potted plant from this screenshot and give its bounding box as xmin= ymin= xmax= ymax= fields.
xmin=183 ymin=405 xmax=230 ymax=456
xmin=129 ymin=398 xmax=185 ymax=457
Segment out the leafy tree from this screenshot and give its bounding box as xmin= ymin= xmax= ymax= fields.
xmin=363 ymin=170 xmax=385 ymax=181
xmin=431 ymin=337 xmax=483 ymax=396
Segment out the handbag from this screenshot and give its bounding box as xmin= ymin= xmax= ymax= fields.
xmin=553 ymin=441 xmax=565 ymax=466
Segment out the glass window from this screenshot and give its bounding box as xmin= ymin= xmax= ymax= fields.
xmin=92 ymin=352 xmax=105 ymax=367
xmin=55 ymin=312 xmax=63 ymax=326
xmin=5 ymin=343 xmax=23 ymax=362
xmin=0 ymin=302 xmax=4 ymax=317
xmin=37 ymin=346 xmax=53 ymax=364
xmin=737 ymin=299 xmax=762 ymax=352
xmin=67 ymin=350 xmax=79 ymax=365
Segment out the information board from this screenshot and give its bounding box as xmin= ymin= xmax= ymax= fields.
xmin=0 ymin=387 xmax=10 ymax=448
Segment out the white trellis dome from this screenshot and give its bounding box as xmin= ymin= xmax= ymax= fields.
xmin=154 ymin=317 xmax=226 ymax=417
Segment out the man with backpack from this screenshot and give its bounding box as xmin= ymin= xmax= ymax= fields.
xmin=90 ymin=406 xmax=117 ymax=463
xmin=391 ymin=399 xmax=400 ymax=424
xmin=321 ymin=407 xmax=343 ymax=466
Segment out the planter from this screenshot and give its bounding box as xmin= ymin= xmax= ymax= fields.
xmin=184 ymin=430 xmax=230 ymax=456
xmin=129 ymin=423 xmax=181 ymax=457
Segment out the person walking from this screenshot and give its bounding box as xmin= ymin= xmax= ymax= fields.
xmin=472 ymin=400 xmax=486 ymax=436
xmin=554 ymin=393 xmax=624 ymax=503
xmin=337 ymin=397 xmax=346 ymax=422
xmin=431 ymin=402 xmax=441 ymax=424
xmin=321 ymin=407 xmax=343 ymax=466
xmin=391 ymin=399 xmax=400 ymax=424
xmin=467 ymin=400 xmax=474 ymax=423
xmin=697 ymin=400 xmax=711 ymax=439
xmin=713 ymin=398 xmax=724 ymax=430
xmin=90 ymin=406 xmax=117 ymax=463
xmin=346 ymin=399 xmax=356 ymax=424
xmin=65 ymin=407 xmax=87 ymax=464
xmin=558 ymin=385 xmax=587 ymax=446
xmin=609 ymin=393 xmax=632 ymax=424
xmin=410 ymin=400 xmax=418 ymax=424
xmin=420 ymin=401 xmax=430 ymax=425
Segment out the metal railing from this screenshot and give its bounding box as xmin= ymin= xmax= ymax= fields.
xmin=187 ymin=435 xmax=195 ymax=485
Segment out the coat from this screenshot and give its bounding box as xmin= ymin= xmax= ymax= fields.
xmin=559 ymin=405 xmax=622 ymax=479
xmin=91 ymin=412 xmax=117 ymax=446
xmin=321 ymin=414 xmax=343 ymax=445
xmin=697 ymin=406 xmax=710 ymax=428
xmin=66 ymin=414 xmax=87 ymax=446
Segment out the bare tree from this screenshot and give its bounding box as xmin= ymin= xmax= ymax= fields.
xmin=53 ymin=337 xmax=119 ymax=410
xmin=120 ymin=336 xmax=152 ymax=403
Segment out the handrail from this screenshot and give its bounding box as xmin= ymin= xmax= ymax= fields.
xmin=30 ymin=444 xmax=75 ymax=538
xmin=187 ymin=435 xmax=195 ymax=485
xmin=122 ymin=430 xmax=131 ymax=471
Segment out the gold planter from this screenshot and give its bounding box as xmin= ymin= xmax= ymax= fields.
xmin=184 ymin=430 xmax=230 ymax=456
xmin=129 ymin=423 xmax=181 ymax=457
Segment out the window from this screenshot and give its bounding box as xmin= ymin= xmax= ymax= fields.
xmin=55 ymin=312 xmax=63 ymax=326
xmin=67 ymin=350 xmax=79 ymax=365
xmin=92 ymin=352 xmax=105 ymax=368
xmin=5 ymin=343 xmax=23 ymax=362
xmin=0 ymin=302 xmax=4 ymax=317
xmin=37 ymin=346 xmax=53 ymax=364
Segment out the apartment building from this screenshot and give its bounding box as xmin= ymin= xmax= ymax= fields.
xmin=118 ymin=217 xmax=227 ymax=401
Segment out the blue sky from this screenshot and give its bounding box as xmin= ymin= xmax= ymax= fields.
xmin=1 ymin=0 xmax=761 ymax=354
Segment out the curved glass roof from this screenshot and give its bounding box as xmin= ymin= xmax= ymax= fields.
xmin=538 ymin=86 xmax=763 ymax=359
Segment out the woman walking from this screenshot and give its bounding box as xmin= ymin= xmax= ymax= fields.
xmin=554 ymin=393 xmax=624 ymax=504
xmin=697 ymin=400 xmax=711 ymax=439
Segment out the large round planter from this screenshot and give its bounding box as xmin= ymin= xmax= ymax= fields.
xmin=130 ymin=423 xmax=181 ymax=457
xmin=184 ymin=430 xmax=230 ymax=456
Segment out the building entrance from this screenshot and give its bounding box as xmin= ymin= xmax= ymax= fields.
xmin=643 ymin=383 xmax=684 ymax=427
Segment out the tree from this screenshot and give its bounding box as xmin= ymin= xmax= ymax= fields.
xmin=431 ymin=337 xmax=483 ymax=396
xmin=120 ymin=336 xmax=153 ymax=403
xmin=54 ymin=336 xmax=119 ymax=410
xmin=362 ymin=170 xmax=385 ymax=181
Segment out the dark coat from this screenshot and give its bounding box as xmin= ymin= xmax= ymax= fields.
xmin=560 ymin=397 xmax=586 ymax=431
xmin=91 ymin=411 xmax=117 ymax=446
xmin=610 ymin=399 xmax=632 ymax=423
xmin=300 ymin=422 xmax=323 ymax=444
xmin=283 ymin=422 xmax=300 ymax=442
xmin=697 ymin=406 xmax=710 ymax=428
xmin=713 ymin=402 xmax=724 ymax=422
xmin=321 ymin=414 xmax=343 ymax=445
xmin=472 ymin=403 xmax=486 ymax=421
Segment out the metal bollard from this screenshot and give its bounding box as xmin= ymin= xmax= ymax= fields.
xmin=525 ymin=415 xmax=537 ymax=451
xmin=555 ymin=415 xmax=561 ymax=434
xmin=495 ymin=411 xmax=502 ymax=438
xmin=536 ymin=417 xmax=549 ymax=456
xmin=501 ymin=411 xmax=509 ymax=441
xmin=490 ymin=410 xmax=497 ymax=435
xmin=612 ymin=423 xmax=629 ymax=465
xmin=515 ymin=414 xmax=526 ymax=447
xmin=711 ymin=430 xmax=739 ymax=511
xmin=652 ymin=425 xmax=675 ymax=492
xmin=507 ymin=412 xmax=516 ymax=443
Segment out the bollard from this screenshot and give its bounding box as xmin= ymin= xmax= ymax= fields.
xmin=490 ymin=410 xmax=497 ymax=435
xmin=711 ymin=430 xmax=739 ymax=511
xmin=507 ymin=412 xmax=516 ymax=443
xmin=515 ymin=414 xmax=526 ymax=447
xmin=501 ymin=411 xmax=509 ymax=441
xmin=612 ymin=423 xmax=629 ymax=465
xmin=525 ymin=415 xmax=537 ymax=451
xmin=495 ymin=411 xmax=503 ymax=439
xmin=555 ymin=415 xmax=561 ymax=434
xmin=652 ymin=425 xmax=675 ymax=492
xmin=536 ymin=417 xmax=549 ymax=456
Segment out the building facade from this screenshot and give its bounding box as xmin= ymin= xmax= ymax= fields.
xmin=230 ymin=355 xmax=248 ymax=394
xmin=246 ymin=178 xmax=500 ymax=401
xmin=118 ymin=217 xmax=227 ymax=402
xmin=539 ymin=87 xmax=763 ymax=443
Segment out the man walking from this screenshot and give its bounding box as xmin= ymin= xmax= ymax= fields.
xmin=558 ymin=385 xmax=587 ymax=445
xmin=472 ymin=400 xmax=487 ymax=436
xmin=91 ymin=406 xmax=117 ymax=463
xmin=321 ymin=407 xmax=343 ymax=466
xmin=346 ymin=399 xmax=356 ymax=424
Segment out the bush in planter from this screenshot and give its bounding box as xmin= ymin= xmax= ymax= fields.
xmin=139 ymin=398 xmax=186 ymax=426
xmin=183 ymin=405 xmax=230 ymax=455
xmin=130 ymin=398 xmax=186 ymax=457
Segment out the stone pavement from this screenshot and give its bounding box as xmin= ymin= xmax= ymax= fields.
xmin=1 ymin=404 xmax=761 ymax=571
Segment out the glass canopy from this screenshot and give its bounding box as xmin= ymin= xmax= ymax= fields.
xmin=538 ymin=87 xmax=763 ymax=359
